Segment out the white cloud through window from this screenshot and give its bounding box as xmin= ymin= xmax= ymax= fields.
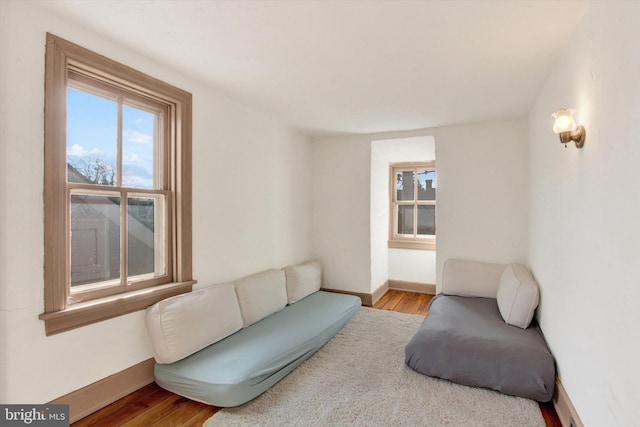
xmin=124 ymin=129 xmax=152 ymax=143
xmin=67 ymin=144 xmax=104 ymax=157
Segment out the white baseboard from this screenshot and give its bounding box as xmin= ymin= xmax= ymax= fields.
xmin=554 ymin=379 xmax=583 ymax=427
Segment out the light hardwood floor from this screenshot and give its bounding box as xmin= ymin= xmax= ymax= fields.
xmin=72 ymin=290 xmax=560 ymax=426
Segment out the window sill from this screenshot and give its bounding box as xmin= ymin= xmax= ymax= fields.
xmin=39 ymin=280 xmax=195 ymax=336
xmin=388 ymin=239 xmax=436 ymax=251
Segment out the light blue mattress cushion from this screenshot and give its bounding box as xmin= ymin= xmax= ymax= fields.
xmin=154 ymin=290 xmax=360 ymax=407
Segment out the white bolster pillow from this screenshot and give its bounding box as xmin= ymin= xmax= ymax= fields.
xmin=145 ymin=283 xmax=243 ymax=364
xmin=497 ymin=263 xmax=540 ymax=329
xmin=284 ymin=260 xmax=322 ymax=304
xmin=235 ymin=269 xmax=288 ymax=327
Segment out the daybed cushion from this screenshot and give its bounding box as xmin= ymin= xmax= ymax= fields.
xmin=145 ymin=283 xmax=243 ymax=364
xmin=497 ymin=263 xmax=540 ymax=329
xmin=405 ymin=294 xmax=555 ymax=402
xmin=283 ymin=260 xmax=322 ymax=304
xmin=235 ymin=269 xmax=288 ymax=327
xmin=442 ymin=258 xmax=506 ymax=298
xmin=154 ymin=291 xmax=360 ymax=407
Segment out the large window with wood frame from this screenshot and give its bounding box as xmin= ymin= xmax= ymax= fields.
xmin=389 ymin=162 xmax=436 ymax=250
xmin=41 ymin=34 xmax=195 ymax=335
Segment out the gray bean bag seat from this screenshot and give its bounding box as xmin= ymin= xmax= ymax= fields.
xmin=405 ymin=259 xmax=555 ymax=402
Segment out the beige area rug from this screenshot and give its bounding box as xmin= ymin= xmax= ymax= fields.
xmin=205 ymin=307 xmax=544 ymax=427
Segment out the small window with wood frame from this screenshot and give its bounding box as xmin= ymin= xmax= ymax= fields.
xmin=389 ymin=162 xmax=436 ymax=250
xmin=40 ymin=33 xmax=195 ymax=335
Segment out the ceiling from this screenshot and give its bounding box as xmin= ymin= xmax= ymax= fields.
xmin=42 ymin=0 xmax=586 ymax=137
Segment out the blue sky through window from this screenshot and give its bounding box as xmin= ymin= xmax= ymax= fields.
xmin=421 ymin=170 xmax=436 ymax=189
xmin=67 ymin=87 xmax=155 ymax=189
xmin=396 ymin=170 xmax=437 ymax=192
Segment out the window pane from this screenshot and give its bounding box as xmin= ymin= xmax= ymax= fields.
xmin=70 ymin=194 xmax=121 ymax=287
xmin=67 ymin=87 xmax=117 ymax=186
xmin=123 ymin=105 xmax=156 ymax=189
xmin=417 ymin=170 xmax=436 ymax=201
xmin=128 ymin=195 xmax=165 ymax=281
xmin=417 ymin=205 xmax=436 ymax=235
xmin=396 ymin=171 xmax=415 ymax=201
xmin=397 ymin=205 xmax=414 ymax=235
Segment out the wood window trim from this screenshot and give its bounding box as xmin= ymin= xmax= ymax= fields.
xmin=41 ymin=33 xmax=195 ymax=335
xmin=39 ymin=281 xmax=196 ymax=335
xmin=388 ymin=161 xmax=436 ymax=251
xmin=388 ymin=238 xmax=436 ymax=251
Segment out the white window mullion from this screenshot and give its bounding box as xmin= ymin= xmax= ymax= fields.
xmin=155 ymin=193 xmax=166 ymax=277
xmin=117 ymin=96 xmax=123 ymax=187
xmin=118 ymin=99 xmax=127 ymax=288
xmin=121 ymin=190 xmax=128 ymax=288
xmin=413 ymin=168 xmax=419 ymax=238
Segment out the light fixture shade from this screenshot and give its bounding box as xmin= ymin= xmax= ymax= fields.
xmin=552 ymin=109 xmax=577 ymax=133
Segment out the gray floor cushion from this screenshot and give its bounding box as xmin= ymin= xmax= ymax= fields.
xmin=405 ymin=294 xmax=555 ymax=402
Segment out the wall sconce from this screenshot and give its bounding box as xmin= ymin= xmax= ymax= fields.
xmin=552 ymin=109 xmax=585 ymax=148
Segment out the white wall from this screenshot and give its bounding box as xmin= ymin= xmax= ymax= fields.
xmin=435 ymin=120 xmax=529 ymax=292
xmin=312 ymin=135 xmax=372 ymax=293
xmin=0 ymin=1 xmax=311 ymax=403
xmin=388 ymin=249 xmax=436 ymax=284
xmin=313 ymin=132 xmax=437 ymax=294
xmin=527 ymin=2 xmax=640 ymax=426
xmin=371 ymin=137 xmax=436 ymax=287
xmin=370 ymin=141 xmax=391 ymax=292
xmin=313 ymin=120 xmax=528 ymax=294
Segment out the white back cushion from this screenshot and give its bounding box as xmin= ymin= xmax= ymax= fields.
xmin=145 ymin=283 xmax=243 ymax=364
xmin=442 ymin=258 xmax=506 ymax=298
xmin=497 ymin=263 xmax=540 ymax=329
xmin=283 ymin=260 xmax=322 ymax=304
xmin=235 ymin=269 xmax=287 ymax=327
